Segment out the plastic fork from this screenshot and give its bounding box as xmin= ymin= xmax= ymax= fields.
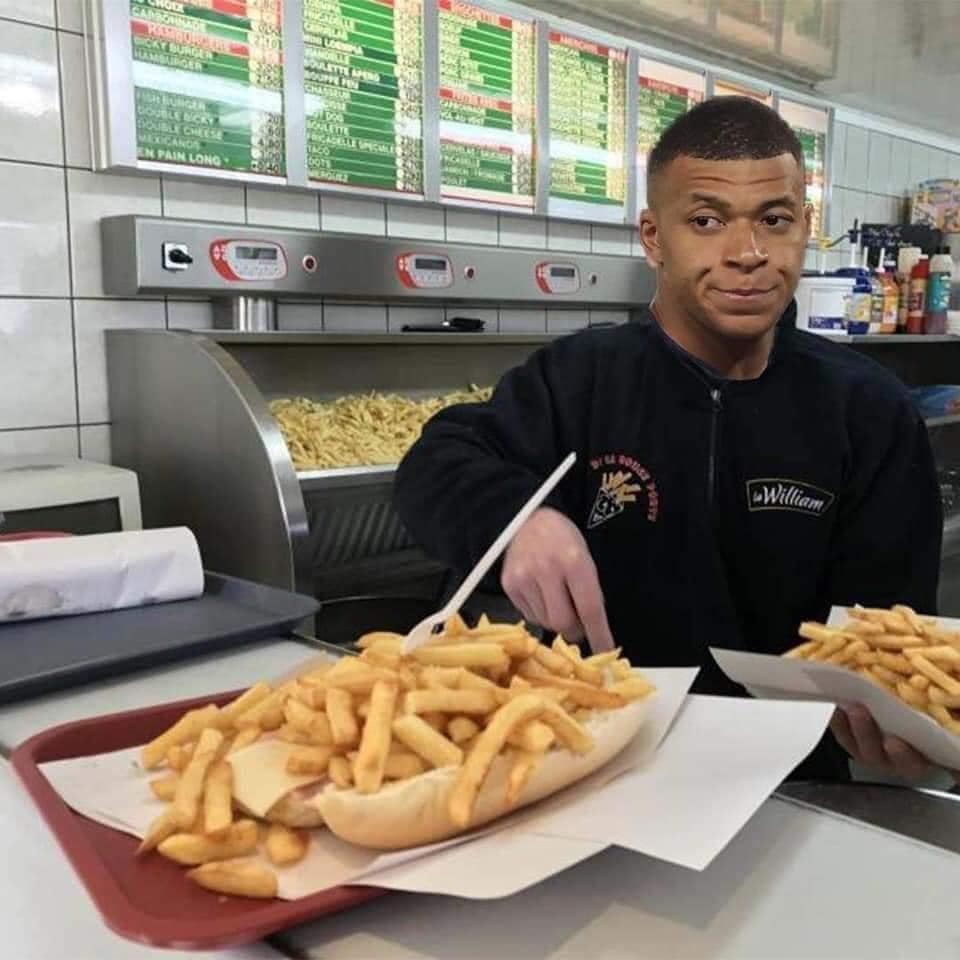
xmin=401 ymin=452 xmax=577 ymax=653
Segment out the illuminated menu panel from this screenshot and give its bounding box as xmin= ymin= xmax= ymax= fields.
xmin=548 ymin=31 xmax=627 ymax=211
xmin=304 ymin=0 xmax=424 ymax=193
xmin=130 ymin=0 xmax=285 ymax=176
xmin=636 ymin=59 xmax=704 ymax=209
xmin=712 ymin=78 xmax=772 ymax=104
xmin=438 ymin=0 xmax=535 ymax=208
xmin=779 ymin=99 xmax=829 ymax=241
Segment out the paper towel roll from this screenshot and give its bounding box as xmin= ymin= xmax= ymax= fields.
xmin=0 ymin=527 xmax=204 ymax=622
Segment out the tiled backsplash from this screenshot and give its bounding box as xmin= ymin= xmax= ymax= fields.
xmin=0 ymin=0 xmax=958 ymax=463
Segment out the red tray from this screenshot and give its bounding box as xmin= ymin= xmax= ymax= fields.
xmin=11 ymin=690 xmax=387 ymax=951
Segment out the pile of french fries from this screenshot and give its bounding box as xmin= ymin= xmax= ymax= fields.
xmin=786 ymin=604 xmax=960 ymax=734
xmin=137 ymin=615 xmax=653 ymax=899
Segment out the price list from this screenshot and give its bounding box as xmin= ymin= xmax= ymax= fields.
xmin=438 ymin=0 xmax=535 ymax=208
xmin=548 ymin=32 xmax=626 ymax=208
xmin=304 ymin=0 xmax=423 ymax=193
xmin=130 ymin=0 xmax=285 ymax=176
xmin=779 ymin=99 xmax=829 ymax=241
xmin=636 ymin=60 xmax=704 ymax=207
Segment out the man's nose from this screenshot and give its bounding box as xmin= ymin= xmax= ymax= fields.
xmin=723 ymin=221 xmax=768 ymax=270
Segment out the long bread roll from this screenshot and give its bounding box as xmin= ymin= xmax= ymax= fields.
xmin=314 ymin=692 xmax=653 ymax=850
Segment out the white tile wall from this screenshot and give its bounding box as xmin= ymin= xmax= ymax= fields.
xmin=446 ymin=209 xmax=498 ymax=245
xmin=59 ymin=30 xmax=90 ymax=169
xmin=162 ymin=178 xmax=245 ymax=223
xmin=68 ymin=168 xmax=161 ymax=297
xmin=0 ymin=8 xmax=959 ymax=457
xmin=74 ymin=299 xmax=165 ymax=422
xmin=0 ymin=20 xmax=61 ymax=165
xmin=0 ymin=0 xmax=55 ymax=27
xmin=246 ymin=187 xmax=319 ymax=229
xmin=0 ymin=427 xmax=77 ymax=458
xmin=0 ymin=161 xmax=69 ymax=296
xmin=321 ymin=196 xmax=385 ymax=235
xmin=0 ymin=300 xmax=74 ymax=429
xmin=55 ymin=0 xmax=82 ymax=32
xmin=386 ymin=202 xmax=444 ymax=239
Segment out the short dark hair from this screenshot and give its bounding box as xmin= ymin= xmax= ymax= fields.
xmin=647 ymin=96 xmax=804 ymax=203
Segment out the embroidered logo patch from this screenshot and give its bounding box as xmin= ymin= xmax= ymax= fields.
xmin=746 ymin=478 xmax=835 ymax=517
xmin=587 ymin=454 xmax=660 ymax=529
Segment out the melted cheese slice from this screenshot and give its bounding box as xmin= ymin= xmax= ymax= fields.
xmin=227 ymin=739 xmax=324 ymax=817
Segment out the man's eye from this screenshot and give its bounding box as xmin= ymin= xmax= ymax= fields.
xmin=691 ymin=215 xmax=722 ymax=229
xmin=762 ymin=214 xmax=791 ymax=228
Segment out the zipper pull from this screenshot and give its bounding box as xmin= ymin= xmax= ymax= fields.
xmin=711 ymin=387 xmax=722 ymax=410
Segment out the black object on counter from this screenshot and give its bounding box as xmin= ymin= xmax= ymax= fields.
xmin=401 ymin=316 xmax=485 ymax=333
xmin=0 ymin=572 xmax=319 ymax=704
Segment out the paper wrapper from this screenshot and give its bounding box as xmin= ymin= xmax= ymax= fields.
xmin=0 ymin=527 xmax=203 ymax=622
xmin=712 ymin=607 xmax=960 ymax=772
xmin=39 ymin=664 xmax=834 ymax=897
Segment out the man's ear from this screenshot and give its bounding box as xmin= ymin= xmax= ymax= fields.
xmin=638 ymin=207 xmax=662 ymax=266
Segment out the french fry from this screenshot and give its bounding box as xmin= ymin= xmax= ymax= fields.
xmin=518 ymin=664 xmax=625 ymax=709
xmin=284 ymin=699 xmax=322 ymax=732
xmin=412 ymin=643 xmax=510 ymax=672
xmin=203 ymin=761 xmax=233 ymax=837
xmin=286 ymin=746 xmax=334 ymax=776
xmin=142 ymin=704 xmax=219 ymax=770
xmin=354 ymin=681 xmax=398 ymax=794
xmin=173 ymin=728 xmax=224 ymax=829
xmin=784 ymin=640 xmax=818 ymax=659
xmin=356 ymin=631 xmax=403 ymax=652
xmin=404 ymin=688 xmax=498 ymax=716
xmin=919 ymin=645 xmax=960 ymax=664
xmin=188 ymin=859 xmax=278 ymax=899
xmin=798 ymin=622 xmax=844 ymax=645
xmin=265 ymin=824 xmax=310 ymax=866
xmin=553 ymin=636 xmax=605 ymax=685
xmin=449 ymin=695 xmax=546 ymax=828
xmin=843 ymin=619 xmax=886 ymax=636
xmin=905 ymin=652 xmax=960 ymax=696
xmin=383 ymin=752 xmax=427 ymax=780
xmin=506 ymin=750 xmax=541 ymax=806
xmin=166 ymin=743 xmax=194 ymax=771
xmin=444 ymin=612 xmax=469 ymax=636
xmin=893 ymin=605 xmax=926 ymax=636
xmin=870 ymin=664 xmax=902 ymax=686
xmin=877 ymin=652 xmax=914 ymax=675
xmin=158 ymin=819 xmax=258 ymax=866
xmin=448 ymin=715 xmax=480 ymax=745
xmin=392 ymin=714 xmax=463 ymax=769
xmin=228 ymin=727 xmax=261 ymax=754
xmin=290 ymin=682 xmax=326 ymax=710
xmin=420 ymin=666 xmax=465 ymax=689
xmin=536 ymin=700 xmax=594 ymax=754
xmin=235 ymin=685 xmax=291 ymax=730
xmin=421 ymin=711 xmax=448 ymax=733
xmin=863 ymin=634 xmax=927 ymax=650
xmin=149 ymin=774 xmax=179 ymax=802
xmin=459 ymin=669 xmax=510 ymax=704
xmin=928 ymin=703 xmax=960 ymax=734
xmin=328 ymin=754 xmax=353 ymax=788
xmin=806 ymin=635 xmax=847 ymax=661
xmin=326 ymin=688 xmax=359 ymax=747
xmin=220 ymin=682 xmax=272 ymax=728
xmin=854 ymin=650 xmax=879 ymax=666
xmin=896 ymin=680 xmax=928 ymax=709
xmin=928 ymin=686 xmax=960 ymax=708
xmin=909 ymin=674 xmax=931 ymax=691
xmin=531 ymin=644 xmax=576 ymax=678
xmin=138 ymin=808 xmax=180 ymax=855
xmin=507 ymin=720 xmax=555 ymax=753
xmin=610 ymin=659 xmax=633 ymax=681
xmin=584 ymin=648 xmax=622 ymax=667
xmin=609 ymin=676 xmax=656 ymax=701
xmin=322 ymin=659 xmax=399 ymax=696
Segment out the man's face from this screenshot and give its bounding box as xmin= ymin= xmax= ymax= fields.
xmin=639 ymin=153 xmax=810 ymax=341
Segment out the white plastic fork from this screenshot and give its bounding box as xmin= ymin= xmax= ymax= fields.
xmin=401 ymin=452 xmax=577 ymax=653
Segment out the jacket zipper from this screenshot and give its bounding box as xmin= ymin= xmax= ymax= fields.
xmin=707 ymin=387 xmax=723 ymax=506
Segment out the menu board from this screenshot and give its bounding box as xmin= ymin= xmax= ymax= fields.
xmin=437 ymin=0 xmax=536 ymax=208
xmin=129 ymin=0 xmax=285 ymax=177
xmin=778 ymin=99 xmax=828 ymax=242
xmin=712 ymin=78 xmax=772 ymax=104
xmin=548 ymin=31 xmax=627 ymax=214
xmin=636 ymin=59 xmax=704 ymax=209
xmin=304 ymin=0 xmax=424 ymax=194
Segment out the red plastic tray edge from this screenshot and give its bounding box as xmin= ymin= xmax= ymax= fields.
xmin=11 ymin=690 xmax=387 ymax=951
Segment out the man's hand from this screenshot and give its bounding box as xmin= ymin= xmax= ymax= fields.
xmin=501 ymin=507 xmax=614 ymax=653
xmin=830 ymin=704 xmax=933 ymax=780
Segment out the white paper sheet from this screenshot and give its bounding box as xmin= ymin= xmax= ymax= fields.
xmin=0 ymin=527 xmax=203 ymax=622
xmin=712 ymin=604 xmax=960 ymax=771
xmin=520 ymin=695 xmax=833 ymax=871
xmin=41 ymin=668 xmax=697 ymax=899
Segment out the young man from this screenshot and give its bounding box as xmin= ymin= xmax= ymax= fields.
xmin=394 ymin=97 xmax=943 ymax=781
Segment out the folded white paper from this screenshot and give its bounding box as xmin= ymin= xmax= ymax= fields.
xmin=712 ymin=646 xmax=960 ymax=771
xmin=0 ymin=527 xmax=203 ymax=622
